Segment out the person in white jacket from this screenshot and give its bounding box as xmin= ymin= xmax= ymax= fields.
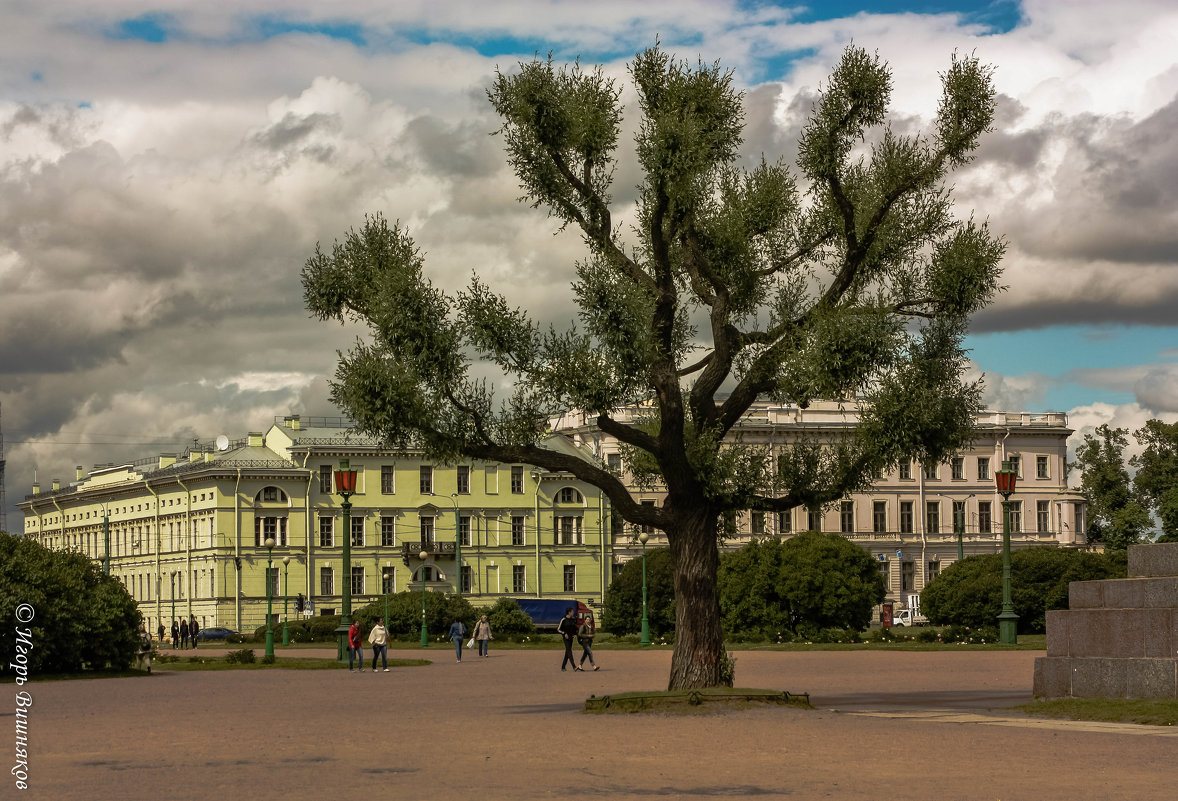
xmin=369 ymin=618 xmax=390 ymax=672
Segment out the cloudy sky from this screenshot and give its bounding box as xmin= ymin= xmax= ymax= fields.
xmin=3 ymin=0 xmax=1178 ymax=525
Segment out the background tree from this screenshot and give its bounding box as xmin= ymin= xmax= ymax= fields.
xmin=921 ymin=548 xmax=1125 ymax=633
xmin=1132 ymin=419 xmax=1178 ymax=542
xmin=720 ymin=533 xmax=885 ymax=636
xmin=602 ymin=547 xmax=675 ymax=637
xmin=303 ymin=43 xmax=1002 ymax=689
xmin=1073 ymin=424 xmax=1151 ymax=551
xmin=0 ymin=532 xmax=141 ymax=673
xmin=477 ymin=597 xmax=538 ymax=637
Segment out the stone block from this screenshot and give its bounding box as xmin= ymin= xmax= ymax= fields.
xmin=1143 ymin=608 xmax=1174 ymax=659
xmin=1124 ymin=659 xmax=1178 ymax=700
xmin=1068 ymin=580 xmax=1103 ymax=609
xmin=1066 ymin=609 xmax=1144 ymax=658
xmin=1070 ymin=658 xmax=1126 ymax=698
xmin=1103 ymin=579 xmax=1145 ymax=609
xmin=1142 ymin=576 xmax=1178 ymax=608
xmin=1045 ymin=610 xmax=1070 ymax=656
xmin=1128 ymin=542 xmax=1178 ymax=578
xmin=1033 ymin=656 xmax=1072 ymax=698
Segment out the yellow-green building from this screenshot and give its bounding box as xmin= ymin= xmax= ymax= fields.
xmin=18 ymin=415 xmax=613 ymax=635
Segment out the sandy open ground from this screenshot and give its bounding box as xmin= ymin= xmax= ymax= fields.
xmin=11 ymin=645 xmax=1178 ymax=800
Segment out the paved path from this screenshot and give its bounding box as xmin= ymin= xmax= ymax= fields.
xmin=13 ymin=646 xmax=1178 ymax=800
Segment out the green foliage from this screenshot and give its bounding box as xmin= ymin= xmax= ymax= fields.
xmin=0 ymin=532 xmax=142 ymax=674
xmin=921 ymin=548 xmax=1126 ymax=633
xmin=224 ymin=648 xmax=257 ymax=664
xmin=939 ymin=624 xmax=999 ymax=643
xmin=358 ymin=592 xmax=476 ymax=637
xmin=720 ymin=533 xmax=885 ymax=635
xmin=475 ymin=597 xmax=537 ymax=637
xmin=1074 ymin=425 xmax=1151 ymax=550
xmin=602 ymin=547 xmax=675 ymax=636
xmin=1132 ymin=419 xmax=1178 ymax=541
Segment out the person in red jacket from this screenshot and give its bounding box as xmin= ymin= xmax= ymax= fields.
xmin=347 ymin=619 xmax=364 ymax=672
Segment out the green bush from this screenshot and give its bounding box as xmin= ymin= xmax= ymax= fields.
xmin=0 ymin=532 xmax=142 ymax=674
xmin=475 ymin=597 xmax=537 ymax=636
xmin=602 ymin=547 xmax=675 ymax=636
xmin=915 ymin=628 xmax=940 ymax=643
xmin=922 ymin=547 xmax=1126 ymax=633
xmin=224 ymin=648 xmax=257 ymax=664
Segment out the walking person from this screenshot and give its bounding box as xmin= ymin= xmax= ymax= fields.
xmin=448 ymin=618 xmax=467 ymax=663
xmin=473 ymin=614 xmax=493 ymax=658
xmin=558 ymin=607 xmax=578 ymax=672
xmin=369 ymin=617 xmax=389 ymax=672
xmin=347 ymin=618 xmax=364 ymax=671
xmin=189 ymin=617 xmax=200 ymax=648
xmin=157 ymin=622 xmax=166 ymax=645
xmin=179 ymin=618 xmax=189 ymax=649
xmin=170 ymin=620 xmax=180 ymax=649
xmin=577 ymin=615 xmax=599 ymax=671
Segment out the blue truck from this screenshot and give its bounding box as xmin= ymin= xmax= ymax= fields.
xmin=511 ymin=599 xmax=594 ymax=631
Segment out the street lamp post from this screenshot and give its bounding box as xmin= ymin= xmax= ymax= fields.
xmin=282 ymin=555 xmax=291 ymax=647
xmin=639 ymin=531 xmax=650 ymax=647
xmin=170 ymin=572 xmax=176 ymax=632
xmin=995 ymin=459 xmax=1019 ymax=645
xmin=333 ymin=459 xmax=358 ymax=664
xmin=451 ymin=493 xmax=462 ymax=596
xmin=264 ymin=537 xmax=276 ymax=659
xmin=419 ymin=549 xmax=429 ymax=648
xmin=383 ymin=570 xmax=391 ymax=635
xmin=953 ymin=494 xmax=974 ymax=562
xmin=101 ymin=504 xmax=110 ymax=577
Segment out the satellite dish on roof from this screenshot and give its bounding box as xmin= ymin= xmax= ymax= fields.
xmin=215 ymin=435 xmax=230 ymax=451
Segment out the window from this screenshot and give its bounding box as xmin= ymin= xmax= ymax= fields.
xmin=512 ymin=565 xmax=526 ymax=593
xmin=511 ymin=466 xmax=525 ymax=494
xmin=951 ymin=457 xmax=964 ymax=481
xmin=927 ymin=561 xmax=940 ymax=582
xmin=563 ymin=564 xmax=576 ymax=592
xmin=1037 ymin=500 xmax=1050 ymax=533
xmin=925 ymin=501 xmax=940 ymax=534
xmin=807 ymin=509 xmax=822 ymax=532
xmin=456 ymin=465 xmax=470 ymax=495
xmin=319 ymin=517 xmax=334 ymax=548
xmin=900 ymin=501 xmax=913 ymax=534
xmin=420 ymin=516 xmax=434 ymax=545
xmin=351 ymin=516 xmax=364 ymax=547
xmin=1009 ymin=501 xmax=1022 ymax=533
xmin=351 ymin=566 xmax=364 ymax=595
xmin=381 ymin=517 xmax=395 ymax=547
xmin=872 ymin=501 xmax=887 ymax=533
xmin=262 ymin=486 xmax=285 ymax=502
xmin=777 ymin=511 xmax=792 ymax=534
xmin=511 ymin=516 xmax=525 ymax=546
xmin=418 ymin=565 xmax=434 ymax=582
xmin=558 ymin=487 xmax=583 ymax=504
xmin=899 ymin=460 xmax=912 ymax=480
xmin=320 ymin=566 xmax=334 ymax=596
xmin=640 ymin=499 xmax=656 ymax=533
xmin=1037 ymin=456 xmax=1049 ymax=479
xmin=319 ymin=465 xmax=333 ymax=493
xmin=952 ymin=501 xmax=965 ymax=532
xmin=901 ymin=561 xmax=915 ymax=593
xmin=266 ymin=567 xmax=279 ymax=597
xmin=459 ymin=516 xmax=471 ymax=547
xmin=1009 ymin=455 xmax=1022 ymax=478
xmin=558 ymin=516 xmax=583 ymax=545
xmin=381 ymin=572 xmax=394 ymax=594
xmin=977 ymin=457 xmax=990 ymax=481
xmin=419 ymin=466 xmax=433 ymax=495
xmin=255 ymin=516 xmax=287 ymax=547
xmin=840 ymin=501 xmax=854 ymax=533
xmin=461 ymin=565 xmax=472 ymax=593
xmin=923 ymin=462 xmax=938 ymax=481
xmin=751 ymin=511 xmax=765 ymax=536
xmin=381 ymin=465 xmax=395 ymax=494
xmin=606 ymin=453 xmax=622 ymax=472
xmin=878 ymin=559 xmax=890 ymax=588
xmin=978 ymin=501 xmax=992 ymax=534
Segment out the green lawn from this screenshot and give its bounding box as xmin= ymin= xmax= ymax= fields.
xmin=1019 ymin=697 xmax=1178 ymax=726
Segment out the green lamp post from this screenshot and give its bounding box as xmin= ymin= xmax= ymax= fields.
xmin=639 ymin=531 xmax=651 ymax=647
xmin=264 ymin=536 xmax=276 ymax=659
xmin=169 ymin=572 xmax=176 ymax=636
xmin=281 ymin=555 xmax=290 ymax=647
xmin=995 ymin=458 xmax=1019 ymax=645
xmin=333 ymin=459 xmax=358 ymax=664
xmin=101 ymin=503 xmax=111 ymax=577
xmin=383 ymin=570 xmax=391 ymax=635
xmin=419 ymin=549 xmax=429 ymax=648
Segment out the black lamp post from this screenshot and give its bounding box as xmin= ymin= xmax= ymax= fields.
xmin=264 ymin=536 xmax=276 ymax=658
xmin=282 ymin=555 xmax=291 ymax=646
xmin=333 ymin=459 xmax=358 ymax=664
xmin=639 ymin=531 xmax=650 ymax=647
xmin=995 ymin=459 xmax=1019 ymax=645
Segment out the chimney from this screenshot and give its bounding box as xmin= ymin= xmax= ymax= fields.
xmin=51 ymin=479 xmax=61 ymax=491
xmin=290 ymin=415 xmax=301 ymax=430
xmin=76 ymin=465 xmax=84 ymax=481
xmin=204 ymin=451 xmax=214 ymax=463
xmin=189 ymin=451 xmax=202 ymax=463
xmin=248 ymin=432 xmax=264 ymax=447
xmin=32 ymin=483 xmax=40 ymax=495
xmin=159 ymin=453 xmax=177 ymax=469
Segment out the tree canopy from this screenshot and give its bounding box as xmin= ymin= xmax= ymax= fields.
xmin=303 ymin=42 xmax=1003 ymax=689
xmin=602 ymin=546 xmax=675 ymax=636
xmin=1073 ymin=424 xmax=1151 ymax=550
xmin=1132 ymin=419 xmax=1178 ymax=542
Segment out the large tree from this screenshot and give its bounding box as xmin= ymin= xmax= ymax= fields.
xmin=1132 ymin=419 xmax=1178 ymax=542
xmin=302 ymin=44 xmax=1003 ymax=689
xmin=1073 ymin=424 xmax=1151 ymax=550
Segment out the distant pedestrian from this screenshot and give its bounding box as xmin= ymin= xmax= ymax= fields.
xmin=157 ymin=622 xmax=165 ymax=644
xmin=348 ymin=619 xmax=364 ymax=671
xmin=179 ymin=618 xmax=189 ymax=649
xmin=171 ymin=620 xmax=180 ymax=649
xmin=189 ymin=618 xmax=200 ymax=648
xmin=474 ymin=614 xmax=493 ymax=657
xmin=369 ymin=618 xmax=389 ymax=672
xmin=558 ymin=608 xmax=578 ymax=672
xmin=577 ymin=615 xmax=598 ymax=671
xmin=448 ymin=619 xmax=467 ymax=662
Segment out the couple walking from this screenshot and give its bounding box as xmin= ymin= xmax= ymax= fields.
xmin=449 ymin=615 xmax=494 ymax=662
xmin=348 ymin=617 xmax=390 ymax=671
xmin=558 ymin=608 xmax=598 ymax=672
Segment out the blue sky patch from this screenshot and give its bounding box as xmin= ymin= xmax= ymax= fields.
xmin=109 ymin=13 xmax=173 ymax=43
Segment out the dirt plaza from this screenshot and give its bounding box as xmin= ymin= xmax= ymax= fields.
xmin=15 ymin=646 xmax=1178 ymax=801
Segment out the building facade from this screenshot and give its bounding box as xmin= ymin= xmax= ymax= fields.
xmin=551 ymin=400 xmax=1087 ymax=616
xmin=18 ymin=416 xmax=611 ymax=635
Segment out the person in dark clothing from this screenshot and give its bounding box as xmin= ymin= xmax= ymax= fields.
xmin=558 ymin=608 xmax=578 ymax=671
xmin=171 ymin=620 xmax=180 ymax=649
xmin=179 ymin=618 xmax=190 ymax=649
xmin=189 ymin=618 xmax=200 ymax=648
xmin=577 ymin=615 xmax=598 ymax=671
xmin=157 ymin=622 xmax=166 ymax=644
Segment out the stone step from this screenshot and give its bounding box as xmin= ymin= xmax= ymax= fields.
xmin=1034 ymin=655 xmax=1178 ymax=700
xmin=1069 ymin=576 xmax=1178 ymax=609
xmin=1128 ymin=542 xmax=1178 ymax=578
xmin=1044 ymin=608 xmax=1178 ymax=659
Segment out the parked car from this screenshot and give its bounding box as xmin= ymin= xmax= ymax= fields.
xmin=893 ymin=609 xmax=928 ymax=626
xmin=195 ymin=626 xmax=238 ymax=641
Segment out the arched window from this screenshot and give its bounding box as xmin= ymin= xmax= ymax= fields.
xmin=255 ymin=486 xmax=288 ymax=504
xmin=556 ymin=487 xmax=583 ymax=504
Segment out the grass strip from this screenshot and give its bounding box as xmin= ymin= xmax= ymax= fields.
xmin=1018 ymin=697 xmax=1178 ymax=726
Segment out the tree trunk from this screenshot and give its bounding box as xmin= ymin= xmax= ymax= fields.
xmin=666 ymin=509 xmax=730 ymax=689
